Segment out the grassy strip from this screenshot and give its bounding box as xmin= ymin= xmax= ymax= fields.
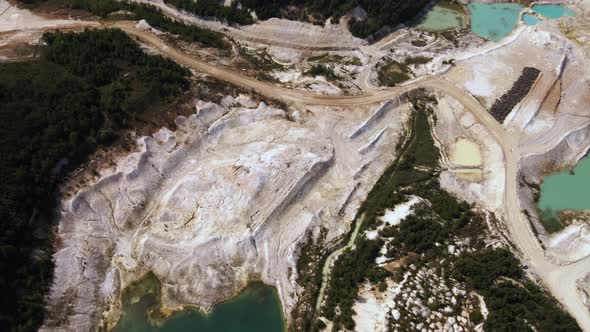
xmin=405 ymin=56 xmax=432 ymax=66
xmin=378 ymin=56 xmax=432 ymax=87
xmin=237 ymin=45 xmax=284 ymax=71
xmin=305 ymin=64 xmax=340 ymax=80
xmin=378 ymin=61 xmax=412 ymax=87
xmin=307 ymin=53 xmax=362 ymax=66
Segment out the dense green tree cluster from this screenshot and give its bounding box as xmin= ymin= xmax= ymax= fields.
xmin=455 ymin=249 xmax=522 ymax=290
xmin=240 ymin=0 xmax=430 ymax=38
xmin=21 ymin=0 xmax=229 ymax=49
xmin=43 ymin=29 xmax=190 ymax=96
xmin=381 ymin=180 xmax=473 ymax=258
xmin=164 ymin=0 xmax=254 ymax=25
xmin=20 ymin=0 xmax=430 ymax=39
xmin=241 ymin=0 xmax=355 ymax=22
xmin=72 ymin=0 xmax=229 ymax=48
xmin=290 ymin=228 xmax=327 ymax=332
xmin=320 ymin=93 xmax=580 ymax=331
xmin=322 ymin=237 xmax=385 ymax=330
xmin=455 ymin=249 xmax=580 ymax=331
xmin=376 ymin=96 xmax=472 ymax=257
xmin=321 ymin=95 xmax=444 ymax=330
xmin=387 ymin=209 xmax=446 ymax=253
xmin=348 ymin=0 xmax=430 ymax=38
xmin=0 ymin=28 xmax=189 ymax=331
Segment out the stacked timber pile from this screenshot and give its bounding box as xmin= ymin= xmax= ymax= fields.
xmin=490 ymin=67 xmax=541 ymax=122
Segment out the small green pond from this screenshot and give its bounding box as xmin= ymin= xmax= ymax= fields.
xmin=532 ymin=4 xmax=575 ymax=19
xmin=468 ymin=3 xmax=524 ymax=41
xmin=417 ymin=3 xmax=466 ymax=32
xmin=113 ymin=274 xmax=285 ymax=332
xmin=538 ymin=156 xmax=590 ymax=232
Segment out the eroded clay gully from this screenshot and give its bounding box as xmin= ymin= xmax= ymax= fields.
xmin=5 ymin=19 xmax=589 ymax=330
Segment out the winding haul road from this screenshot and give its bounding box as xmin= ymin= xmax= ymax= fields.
xmin=3 ymin=16 xmax=589 ymax=330
xmin=115 ymin=22 xmax=590 ymax=329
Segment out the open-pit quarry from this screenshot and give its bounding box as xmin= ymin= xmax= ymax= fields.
xmin=2 ymin=0 xmax=590 ymax=331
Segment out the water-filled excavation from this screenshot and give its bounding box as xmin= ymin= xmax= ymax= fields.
xmin=1 ymin=0 xmax=590 ymax=331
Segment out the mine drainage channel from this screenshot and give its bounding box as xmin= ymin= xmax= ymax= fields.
xmin=537 ymin=155 xmax=590 ymax=233
xmin=313 ymin=100 xmax=422 ymax=320
xmin=315 ymin=214 xmax=366 ymax=313
xmin=113 ymin=273 xmax=285 ymax=332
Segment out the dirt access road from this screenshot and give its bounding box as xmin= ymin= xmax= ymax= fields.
xmin=115 ymin=22 xmax=590 ymax=330
xmin=3 ymin=16 xmax=588 ymax=329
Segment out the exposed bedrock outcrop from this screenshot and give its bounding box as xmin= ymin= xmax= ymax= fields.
xmin=43 ymin=96 xmax=412 ymax=331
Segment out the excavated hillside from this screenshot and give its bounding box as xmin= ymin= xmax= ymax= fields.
xmin=41 ymin=94 xmax=417 ymax=331
xmin=2 ymin=0 xmax=590 ymax=331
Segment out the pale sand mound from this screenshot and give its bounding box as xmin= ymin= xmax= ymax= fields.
xmin=352 ymin=284 xmax=389 ymax=332
xmin=379 ymin=196 xmax=421 ymax=226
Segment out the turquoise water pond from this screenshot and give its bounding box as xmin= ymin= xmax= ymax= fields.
xmin=114 ymin=274 xmax=285 ymax=332
xmin=537 ymin=156 xmax=590 ymax=232
xmin=468 ymin=3 xmax=524 ymax=41
xmin=417 ymin=4 xmax=466 ymax=31
xmin=532 ymin=4 xmax=575 ymax=19
xmin=538 ymin=157 xmax=590 ymax=213
xmin=522 ymin=13 xmax=540 ymax=26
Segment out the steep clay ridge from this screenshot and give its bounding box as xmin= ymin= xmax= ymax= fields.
xmin=42 ymin=96 xmax=413 ymax=331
